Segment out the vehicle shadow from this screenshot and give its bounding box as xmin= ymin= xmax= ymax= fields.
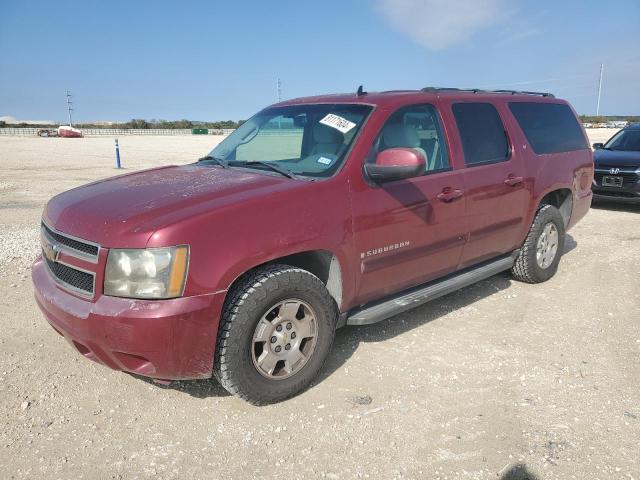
xmin=564 ymin=233 xmax=577 ymax=255
xmin=591 ymin=196 xmax=640 ymax=213
xmin=314 ymin=270 xmax=515 ymax=386
xmin=316 ymin=235 xmax=580 ymax=387
xmin=131 ymin=373 xmax=232 ymax=398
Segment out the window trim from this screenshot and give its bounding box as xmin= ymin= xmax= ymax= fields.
xmin=365 ymin=102 xmax=452 ymax=180
xmin=451 ymin=101 xmax=512 ymax=168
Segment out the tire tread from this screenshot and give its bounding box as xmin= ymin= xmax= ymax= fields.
xmin=511 ymin=204 xmax=564 ymax=283
xmin=214 ymin=264 xmax=335 ymax=405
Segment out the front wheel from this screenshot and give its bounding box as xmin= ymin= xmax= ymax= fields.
xmin=214 ymin=265 xmax=337 ymax=405
xmin=511 ymin=204 xmax=566 ymax=283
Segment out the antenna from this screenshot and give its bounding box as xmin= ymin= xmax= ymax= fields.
xmin=596 ymin=63 xmax=604 ymax=116
xmin=66 ymin=90 xmax=74 ymax=126
xmin=276 ymin=78 xmax=282 ymax=128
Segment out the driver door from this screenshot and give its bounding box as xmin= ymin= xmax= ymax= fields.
xmin=350 ymin=103 xmax=468 ymax=305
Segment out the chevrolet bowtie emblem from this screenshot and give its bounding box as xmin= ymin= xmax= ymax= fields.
xmin=41 ymin=237 xmax=60 ymax=263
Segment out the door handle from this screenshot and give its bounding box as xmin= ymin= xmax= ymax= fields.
xmin=504 ymin=175 xmax=524 ymax=187
xmin=437 ymin=188 xmax=464 ymax=202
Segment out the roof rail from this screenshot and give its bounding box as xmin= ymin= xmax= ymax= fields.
xmin=421 ymin=87 xmax=555 ymax=98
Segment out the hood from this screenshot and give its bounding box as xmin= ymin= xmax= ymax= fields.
xmin=594 ymin=149 xmax=640 ymax=167
xmin=45 ymin=164 xmax=301 ymax=247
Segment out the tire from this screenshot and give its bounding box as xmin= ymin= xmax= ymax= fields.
xmin=214 ymin=264 xmax=337 ymax=405
xmin=511 ymin=204 xmax=565 ymax=284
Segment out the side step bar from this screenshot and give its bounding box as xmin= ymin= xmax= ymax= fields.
xmin=346 ymin=251 xmax=519 ymax=326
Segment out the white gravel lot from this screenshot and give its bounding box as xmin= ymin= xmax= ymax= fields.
xmin=0 ymin=131 xmax=638 ymax=480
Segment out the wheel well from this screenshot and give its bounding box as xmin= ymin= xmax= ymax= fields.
xmin=540 ymin=189 xmax=572 ymax=228
xmin=229 ymin=250 xmax=343 ymax=309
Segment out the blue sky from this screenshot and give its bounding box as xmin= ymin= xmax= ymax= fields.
xmin=1 ymin=0 xmax=638 ymax=122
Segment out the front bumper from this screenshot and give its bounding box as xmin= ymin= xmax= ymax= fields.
xmin=32 ymin=256 xmax=225 ymax=380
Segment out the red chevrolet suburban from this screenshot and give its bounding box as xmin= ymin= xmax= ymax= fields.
xmin=32 ymin=87 xmax=593 ymax=404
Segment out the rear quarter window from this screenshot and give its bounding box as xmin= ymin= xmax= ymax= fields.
xmin=509 ymin=102 xmax=587 ymax=154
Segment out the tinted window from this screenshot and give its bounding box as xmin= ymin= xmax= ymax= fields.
xmin=509 ymin=102 xmax=587 ymax=154
xmin=452 ymin=103 xmax=509 ymax=165
xmin=371 ymin=104 xmax=450 ymax=174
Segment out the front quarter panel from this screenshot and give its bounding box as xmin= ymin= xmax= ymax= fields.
xmin=145 ymin=177 xmax=355 ymax=307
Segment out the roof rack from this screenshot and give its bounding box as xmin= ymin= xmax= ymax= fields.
xmin=421 ymin=87 xmax=554 ymax=98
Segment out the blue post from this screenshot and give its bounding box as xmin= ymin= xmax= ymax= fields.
xmin=115 ymin=138 xmax=121 ymax=169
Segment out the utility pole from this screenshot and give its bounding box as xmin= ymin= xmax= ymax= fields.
xmin=66 ymin=90 xmax=74 ymax=126
xmin=596 ymin=64 xmax=603 ymax=116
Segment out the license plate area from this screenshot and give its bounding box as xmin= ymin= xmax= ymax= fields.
xmin=602 ymin=176 xmax=623 ymax=187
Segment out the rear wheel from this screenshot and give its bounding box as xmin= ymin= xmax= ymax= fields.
xmin=511 ymin=204 xmax=565 ymax=283
xmin=214 ymin=265 xmax=337 ymax=405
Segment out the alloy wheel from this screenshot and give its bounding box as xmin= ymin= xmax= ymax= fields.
xmin=251 ymin=299 xmax=318 ymax=380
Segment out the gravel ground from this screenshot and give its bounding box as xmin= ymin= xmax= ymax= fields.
xmin=0 ymin=132 xmax=638 ymax=480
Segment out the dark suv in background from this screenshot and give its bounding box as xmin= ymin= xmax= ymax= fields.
xmin=592 ymin=123 xmax=640 ymax=200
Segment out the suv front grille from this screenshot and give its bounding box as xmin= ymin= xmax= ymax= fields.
xmin=594 ymin=166 xmax=639 ymax=188
xmin=41 ymin=222 xmax=99 ymax=259
xmin=40 ymin=222 xmax=100 ymax=297
xmin=44 ymin=256 xmax=95 ymax=296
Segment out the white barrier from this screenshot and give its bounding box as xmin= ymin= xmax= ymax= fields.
xmin=0 ymin=128 xmax=235 ymax=137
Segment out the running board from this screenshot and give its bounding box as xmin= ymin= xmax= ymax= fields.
xmin=346 ymin=251 xmax=519 ymax=326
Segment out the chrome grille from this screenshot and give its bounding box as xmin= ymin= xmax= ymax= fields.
xmin=44 ymin=256 xmax=95 ymax=295
xmin=41 ymin=222 xmax=100 ymax=262
xmin=40 ymin=221 xmax=100 ymax=298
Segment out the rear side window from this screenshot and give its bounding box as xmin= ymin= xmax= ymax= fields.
xmin=452 ymin=103 xmax=509 ymax=165
xmin=509 ymin=102 xmax=587 ymax=154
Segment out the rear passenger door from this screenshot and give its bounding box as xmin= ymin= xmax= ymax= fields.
xmin=441 ymin=100 xmax=529 ymax=268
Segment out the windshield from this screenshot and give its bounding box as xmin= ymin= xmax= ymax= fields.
xmin=604 ymin=128 xmax=640 ymax=151
xmin=207 ymin=103 xmax=372 ymax=178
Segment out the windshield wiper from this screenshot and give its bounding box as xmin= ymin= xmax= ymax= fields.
xmin=227 ymin=160 xmax=301 ymax=180
xmin=198 ymin=155 xmax=228 ymax=168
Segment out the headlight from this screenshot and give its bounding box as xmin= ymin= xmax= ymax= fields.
xmin=104 ymin=246 xmax=189 ymax=299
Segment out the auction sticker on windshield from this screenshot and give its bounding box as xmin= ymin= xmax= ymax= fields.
xmin=319 ymin=114 xmax=356 ymax=134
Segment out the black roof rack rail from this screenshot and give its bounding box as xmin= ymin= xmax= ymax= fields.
xmin=421 ymin=87 xmax=554 ymax=98
xmin=492 ymin=89 xmax=555 ymax=97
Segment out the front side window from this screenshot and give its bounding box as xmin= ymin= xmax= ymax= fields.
xmin=509 ymin=102 xmax=588 ymax=154
xmin=369 ymin=104 xmax=450 ymax=174
xmin=452 ymin=102 xmax=509 ymax=166
xmin=208 ymin=104 xmax=372 ymax=178
xmin=604 ymin=128 xmax=640 ymax=152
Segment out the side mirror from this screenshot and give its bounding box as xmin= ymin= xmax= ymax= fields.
xmin=364 ymin=148 xmax=426 ymax=183
xmin=592 ymin=143 xmax=604 ymax=150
